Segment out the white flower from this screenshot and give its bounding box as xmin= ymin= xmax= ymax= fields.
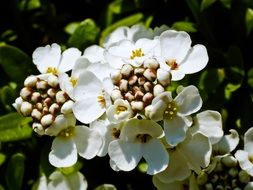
xmin=32 ymin=43 xmax=81 ymax=74
xmin=155 ymin=132 xmax=211 ymax=183
xmin=150 ymin=85 xmax=202 ymax=146
xmin=48 ymin=114 xmax=102 ymax=167
xmin=157 ymin=30 xmax=208 ymax=81
xmin=107 ymin=99 xmax=133 ymax=123
xmin=72 ymin=70 xmax=113 ymax=124
xmin=235 ymin=127 xmax=253 ymax=176
xmin=105 ymin=38 xmax=158 ymax=68
xmin=103 ymin=24 xmax=154 ymax=48
xmin=108 ymin=118 xmax=168 ymax=175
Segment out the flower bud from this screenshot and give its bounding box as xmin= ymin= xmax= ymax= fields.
xmin=143 ymin=82 xmax=153 ymax=92
xmin=56 ymin=91 xmax=68 ymax=104
xmin=49 ymin=103 xmax=60 ymax=114
xmin=143 ymin=92 xmax=153 ymax=104
xmin=134 ymin=91 xmax=144 ymax=100
xmin=205 ymin=183 xmax=214 ymax=190
xmin=111 ymin=89 xmax=123 ymax=101
xmin=214 ymin=161 xmax=223 ymax=172
xmin=144 ymin=105 xmax=153 ymax=118
xmin=31 ymin=109 xmax=42 ymax=120
xmin=121 ymin=64 xmax=133 ymax=77
xmin=238 ymin=170 xmax=250 ymax=184
xmin=244 ymin=182 xmax=253 ymax=190
xmin=36 ymin=102 xmax=43 ymax=110
xmin=119 ymin=79 xmax=128 ymax=92
xmin=24 ymin=75 xmax=37 ymax=87
xmin=110 ymin=69 xmax=122 ymax=84
xmin=143 ymin=68 xmax=156 ymax=82
xmin=197 ymin=171 xmax=208 ymax=186
xmin=157 ymin=68 xmax=171 ymax=87
xmin=61 ymin=100 xmax=74 ymax=114
xmin=32 ymin=123 xmax=45 ymax=135
xmin=41 ymin=114 xmax=54 ymax=127
xmin=128 ymin=75 xmax=138 ymax=85
xmin=47 ymin=88 xmax=56 ymax=98
xmin=131 ymin=101 xmax=144 ymax=111
xmin=138 ymin=76 xmax=146 ymax=86
xmin=36 ymin=80 xmax=48 ymax=90
xmin=228 ymin=167 xmax=238 ymax=178
xmin=221 ymin=155 xmax=237 ymax=167
xmin=20 ymin=102 xmax=32 ymax=116
xmin=124 ymin=92 xmax=134 ymax=102
xmin=134 ymin=67 xmax=145 ymax=75
xmin=31 ymin=92 xmax=41 ymax=103
xmin=48 ymin=74 xmax=59 ymax=87
xmin=13 ymin=97 xmax=23 ymax=112
xmin=42 ymin=107 xmax=49 ymax=115
xmin=20 ymin=87 xmax=32 ymax=100
xmin=43 ymin=97 xmax=52 ymax=107
xmin=143 ymin=58 xmax=159 ymax=69
xmin=153 ymin=84 xmax=164 ymax=96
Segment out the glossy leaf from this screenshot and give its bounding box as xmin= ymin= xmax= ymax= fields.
xmin=200 ymin=0 xmax=217 ymax=11
xmin=171 ymin=21 xmax=197 ymax=32
xmin=246 ymin=8 xmax=253 ymax=35
xmin=64 ymin=22 xmax=80 ymax=35
xmin=0 ymin=153 xmax=6 ymax=166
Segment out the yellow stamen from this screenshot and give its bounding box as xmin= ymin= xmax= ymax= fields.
xmin=130 ymin=48 xmax=145 ymax=59
xmin=116 ymin=105 xmax=127 ymax=114
xmin=97 ymin=94 xmax=106 ymax=108
xmin=47 ymin=67 xmax=58 ymax=74
xmin=58 ymin=126 xmax=75 ymax=138
xmin=70 ymin=77 xmax=77 ymax=87
xmin=166 ymin=59 xmax=179 ymax=70
xmin=164 ymin=100 xmax=177 ymax=120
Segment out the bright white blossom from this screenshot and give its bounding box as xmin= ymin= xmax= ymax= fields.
xmin=32 ymin=43 xmax=81 ymax=74
xmin=108 ymin=118 xmax=168 ymax=175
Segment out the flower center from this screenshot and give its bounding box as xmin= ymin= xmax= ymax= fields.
xmin=166 ymin=59 xmax=178 ymax=70
xmin=70 ymin=77 xmax=77 ymax=87
xmin=58 ymin=126 xmax=75 ymax=138
xmin=47 ymin=67 xmax=58 ymax=74
xmin=97 ymin=93 xmax=106 ymax=108
xmin=112 ymin=128 xmax=120 ymax=138
xmin=164 ymin=100 xmax=177 ymax=119
xmin=130 ymin=48 xmax=145 ymax=59
xmin=136 ymin=134 xmax=151 ymax=143
xmin=116 ymin=105 xmax=127 ymax=114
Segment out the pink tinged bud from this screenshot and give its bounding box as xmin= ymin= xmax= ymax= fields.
xmin=143 ymin=92 xmax=153 ymax=104
xmin=157 ymin=68 xmax=171 ymax=87
xmin=43 ymin=97 xmax=52 ymax=107
xmin=56 ymin=91 xmax=68 ymax=104
xmin=111 ymin=89 xmax=123 ymax=101
xmin=132 ymin=86 xmax=141 ymax=94
xmin=110 ymin=69 xmax=122 ymax=84
xmin=124 ymin=92 xmax=135 ymax=102
xmin=20 ymin=101 xmax=32 ymax=116
xmin=61 ymin=100 xmax=74 ymax=114
xmin=134 ymin=91 xmax=144 ymax=100
xmin=41 ymin=114 xmax=54 ymax=127
xmin=31 ymin=92 xmax=41 ymax=103
xmin=47 ymin=75 xmax=59 ymax=87
xmin=49 ymin=103 xmax=60 ymax=114
xmin=143 ymin=58 xmax=159 ymax=69
xmin=47 ymin=88 xmax=56 ymax=98
xmin=119 ymin=79 xmax=128 ymax=92
xmin=42 ymin=107 xmax=49 ymax=115
xmin=128 ymin=75 xmax=138 ymax=85
xmin=24 ymin=75 xmax=37 ymax=87
xmin=31 ymin=109 xmax=42 ymax=120
xmin=121 ymin=64 xmax=133 ymax=77
xmin=143 ymin=68 xmax=156 ymax=82
xmin=41 ymin=93 xmax=48 ymax=99
xmin=153 ymin=84 xmax=164 ymax=96
xmin=32 ymin=123 xmax=45 ymax=135
xmin=134 ymin=67 xmax=145 ymax=75
xmin=36 ymin=80 xmax=48 ymax=90
xmin=143 ymin=82 xmax=153 ymax=92
xmin=138 ymin=76 xmax=146 ymax=86
xmin=20 ymin=87 xmax=32 ymax=100
xmin=131 ymin=101 xmax=144 ymax=111
xmin=36 ymin=103 xmax=43 ymax=110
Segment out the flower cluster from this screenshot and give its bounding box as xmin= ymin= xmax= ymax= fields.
xmin=14 ymin=25 xmax=227 ymax=188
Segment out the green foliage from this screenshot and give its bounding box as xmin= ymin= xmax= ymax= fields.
xmin=171 ymin=21 xmax=197 ymax=32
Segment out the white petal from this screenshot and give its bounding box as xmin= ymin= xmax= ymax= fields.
xmin=108 ymin=140 xmax=142 ymax=171
xmin=109 ymin=159 xmax=121 ymax=172
xmin=135 ymin=38 xmax=158 ymax=54
xmin=58 ymin=48 xmax=81 ymax=73
xmin=141 ymin=139 xmax=169 ymax=175
xmin=164 ymin=116 xmax=188 ymax=146
xmin=83 ymin=45 xmax=105 ymax=63
xmin=244 ymin=127 xmax=253 ymax=155
xmin=235 ymin=150 xmax=253 ymax=176
xmin=191 ymin=110 xmax=223 ymax=144
xmin=128 ymin=25 xmax=154 ymax=41
xmin=73 ymin=71 xmax=102 ymax=101
xmin=103 ymin=27 xmax=128 ymax=48
xmin=152 ymin=176 xmax=184 ymax=190
xmin=156 ymin=149 xmax=191 ymax=183
xmin=160 ymin=30 xmax=191 ymax=63
xmin=88 ymin=63 xmax=112 ymax=81
xmin=74 ymin=125 xmax=102 ymax=159
xmin=179 ymin=133 xmax=211 ymax=173
xmin=49 ymin=137 xmax=77 ymax=168
xmin=32 ymin=43 xmax=61 ymax=73
xmin=175 ymin=85 xmax=202 ymax=116
xmin=180 ymin=44 xmax=208 ymax=74
xmin=73 ymin=98 xmax=105 ymax=124
xmin=71 ymin=57 xmax=91 ymax=78
xmin=104 ymin=51 xmax=125 ymax=69
xmin=170 ymin=69 xmax=186 ymax=81
xmin=103 ymin=77 xmax=114 ymax=95
xmin=58 ymin=73 xmax=74 ymax=99
xmin=108 ymin=40 xmax=134 ymax=58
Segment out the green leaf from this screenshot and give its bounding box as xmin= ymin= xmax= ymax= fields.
xmin=0 ymin=113 xmax=32 ymax=142
xmin=106 ymin=0 xmax=122 ymax=26
xmin=19 ymin=0 xmax=41 ymax=11
xmin=64 ymin=22 xmax=80 ymax=35
xmin=247 ymin=68 xmax=253 ymax=90
xmin=6 ymin=153 xmax=25 ymax=190
xmin=185 ymin=0 xmax=200 ymax=22
xmin=68 ymin=19 xmax=100 ymax=50
xmin=0 ymin=82 xmax=17 ymax=111
xmin=59 ymin=161 xmax=83 ymax=175
xmin=0 ymin=153 xmax=6 ymax=166
xmin=0 ymin=45 xmax=33 ymax=85
xmin=220 ymin=0 xmax=232 ymax=9
xmin=246 ymin=8 xmax=253 ymax=35
xmin=144 ymin=16 xmax=153 ymax=28
xmin=94 ymin=184 xmax=117 ymax=190
xmin=171 ymin=21 xmax=197 ymax=32
xmin=200 ymin=0 xmax=217 ymax=11
xmin=225 ymin=83 xmax=241 ymax=100
xmin=100 ymin=13 xmax=144 ymax=45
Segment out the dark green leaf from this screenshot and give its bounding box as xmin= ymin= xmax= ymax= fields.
xmin=94 ymin=184 xmax=117 ymax=190
xmin=0 ymin=153 xmax=6 ymax=166
xmin=19 ymin=0 xmax=41 ymax=11
xmin=0 ymin=83 xmax=17 ymax=111
xmin=6 ymin=153 xmax=25 ymax=190
xmin=246 ymin=8 xmax=253 ymax=35
xmin=220 ymin=0 xmax=232 ymax=9
xmin=64 ymin=22 xmax=80 ymax=35
xmin=247 ymin=68 xmax=253 ymax=89
xmin=171 ymin=21 xmax=197 ymax=32
xmin=200 ymin=0 xmax=217 ymax=11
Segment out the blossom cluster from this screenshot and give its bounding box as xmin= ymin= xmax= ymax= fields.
xmin=13 ymin=24 xmax=246 ymax=189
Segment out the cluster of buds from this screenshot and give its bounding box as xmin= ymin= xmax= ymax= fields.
xmin=15 ymin=74 xmax=74 ymax=135
xmin=110 ymin=58 xmax=171 ymax=115
xmin=197 ymin=154 xmax=253 ymax=190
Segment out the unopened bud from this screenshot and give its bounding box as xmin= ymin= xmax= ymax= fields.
xmin=153 ymin=84 xmax=164 ymax=96
xmin=31 ymin=109 xmax=42 ymax=120
xmin=131 ymin=101 xmax=144 ymax=111
xmin=31 ymin=92 xmax=41 ymax=103
xmin=214 ymin=161 xmax=223 ymax=172
xmin=132 ymin=86 xmax=141 ymax=94
xmin=61 ymin=100 xmax=74 ymax=114
xmin=205 ymin=183 xmax=214 ymax=190
xmin=228 ymin=167 xmax=238 ymax=178
xmin=36 ymin=80 xmax=48 ymax=90
xmin=239 ymin=170 xmax=250 ymax=184
xmin=143 ymin=92 xmax=153 ymax=104
xmin=20 ymin=87 xmax=32 ymax=100
xmin=110 ymin=69 xmax=122 ymax=84
xmin=13 ymin=97 xmax=23 ymax=112
xmin=221 ymin=155 xmax=237 ymax=167
xmin=157 ymin=68 xmax=171 ymax=87
xmin=143 ymin=58 xmax=159 ymax=69
xmin=144 ymin=105 xmax=153 ymax=118
xmin=134 ymin=67 xmax=145 ymax=75
xmin=56 ymin=91 xmax=68 ymax=104
xmin=121 ymin=64 xmax=133 ymax=77
xmin=24 ymin=75 xmax=37 ymax=87
xmin=48 ymin=75 xmax=59 ymax=87
xmin=128 ymin=75 xmax=138 ymax=85
xmin=143 ymin=82 xmax=153 ymax=92
xmin=47 ymin=88 xmax=56 ymax=98
xmin=244 ymin=182 xmax=253 ymax=190
xmin=49 ymin=103 xmax=60 ymax=114
xmin=41 ymin=114 xmax=54 ymax=127
xmin=197 ymin=171 xmax=208 ymax=186
xmin=43 ymin=97 xmax=52 ymax=107
xmin=41 ymin=93 xmax=48 ymax=99
xmin=134 ymin=91 xmax=144 ymax=100
xmin=125 ymin=92 xmax=134 ymax=102
xmin=216 ymin=185 xmax=224 ymax=190
xmin=143 ymin=68 xmax=156 ymax=82
xmin=211 ymin=174 xmax=219 ymax=183
xmin=111 ymin=89 xmax=123 ymax=101
xmin=138 ymin=76 xmax=146 ymax=86
xmin=36 ymin=102 xmax=43 ymax=110
xmin=42 ymin=107 xmax=49 ymax=115
xmin=32 ymin=123 xmax=45 ymax=135
xmin=20 ymin=102 xmax=32 ymax=116
xmin=119 ymin=79 xmax=128 ymax=92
